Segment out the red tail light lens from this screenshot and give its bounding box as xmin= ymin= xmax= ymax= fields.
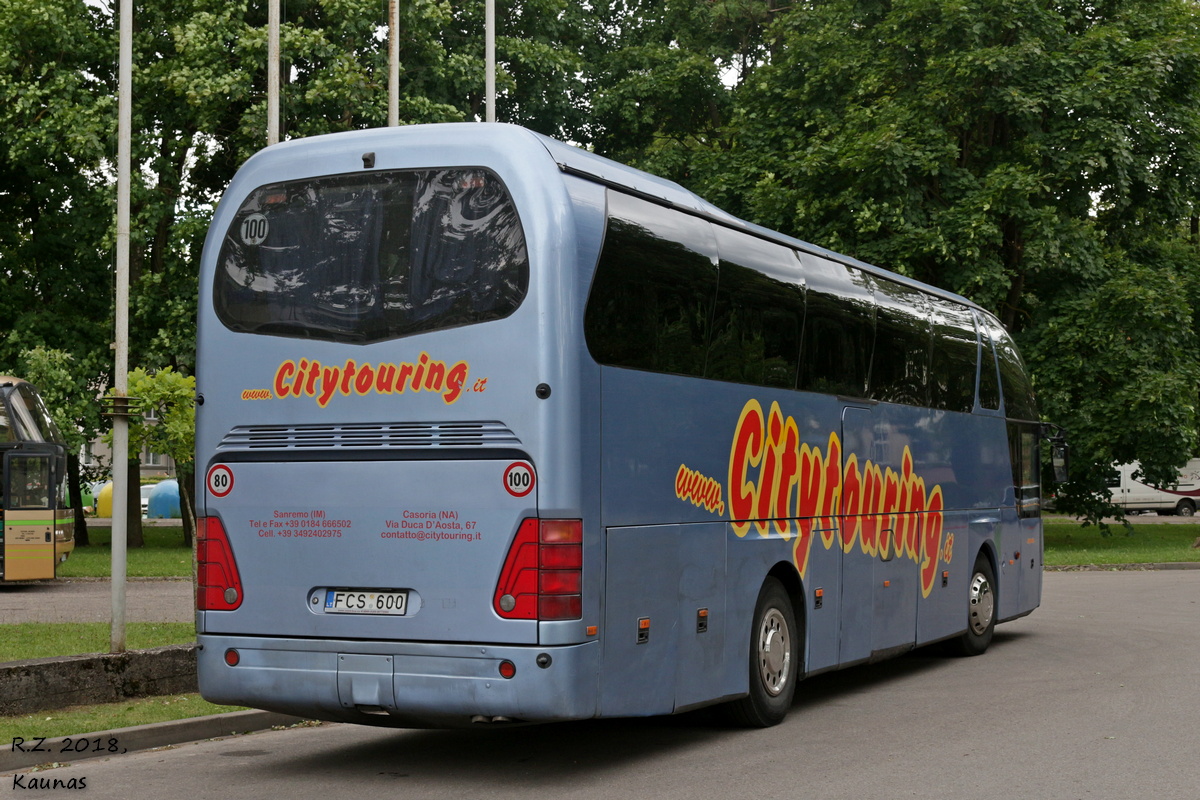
xmin=197 ymin=516 xmax=243 ymax=611
xmin=494 ymin=519 xmax=582 ymax=621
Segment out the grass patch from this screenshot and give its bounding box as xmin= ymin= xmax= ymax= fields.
xmin=0 ymin=694 xmax=245 ymax=743
xmin=0 ymin=622 xmax=195 ymax=662
xmin=59 ymin=526 xmax=192 ymax=578
xmin=1044 ymin=522 xmax=1200 ymax=566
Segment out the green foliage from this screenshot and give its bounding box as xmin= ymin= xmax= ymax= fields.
xmin=686 ymin=0 xmax=1200 ymax=524
xmin=17 ymin=347 xmax=106 ymax=452
xmin=0 ymin=0 xmax=113 ymax=383
xmin=5 ymin=0 xmax=1200 ymax=534
xmin=125 ymin=367 xmax=195 ymax=474
xmin=119 ymin=367 xmax=197 ymax=543
xmin=584 ymin=0 xmax=779 ymax=179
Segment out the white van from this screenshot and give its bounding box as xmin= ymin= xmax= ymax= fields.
xmin=1107 ymin=460 xmax=1200 ymax=516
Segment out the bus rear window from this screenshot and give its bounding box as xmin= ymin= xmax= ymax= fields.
xmin=214 ymin=168 xmax=529 ymax=343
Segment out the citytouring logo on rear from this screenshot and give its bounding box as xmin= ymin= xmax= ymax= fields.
xmin=241 ymin=353 xmax=480 ymax=407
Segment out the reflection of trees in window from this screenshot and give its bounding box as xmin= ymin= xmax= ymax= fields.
xmin=871 ymin=279 xmax=930 ymax=405
xmin=585 ymin=192 xmax=1005 ymax=417
xmin=708 ymin=228 xmax=804 ymax=389
xmin=928 ymin=296 xmax=978 ymax=414
xmin=215 ymin=169 xmax=528 ymax=344
xmin=584 ymin=195 xmax=717 ymax=377
xmin=993 ymin=323 xmax=1038 ymax=421
xmin=977 ymin=312 xmax=1001 ymax=410
xmin=799 ymin=258 xmax=874 ymax=398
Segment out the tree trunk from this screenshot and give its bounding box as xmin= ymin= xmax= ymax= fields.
xmin=66 ymin=453 xmax=89 ymax=547
xmin=178 ymin=466 xmax=195 ymax=548
xmin=125 ymin=457 xmax=144 ymax=548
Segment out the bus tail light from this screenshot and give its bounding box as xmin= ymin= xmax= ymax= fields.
xmin=197 ymin=516 xmax=243 ymax=611
xmin=494 ymin=519 xmax=582 ymax=621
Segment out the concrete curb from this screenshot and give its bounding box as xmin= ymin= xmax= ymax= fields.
xmin=1 ymin=710 xmax=307 ymax=773
xmin=0 ymin=645 xmax=198 ymax=717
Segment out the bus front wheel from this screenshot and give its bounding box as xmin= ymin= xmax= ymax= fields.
xmin=724 ymin=577 xmax=798 ymax=727
xmin=948 ymin=556 xmax=996 ymax=657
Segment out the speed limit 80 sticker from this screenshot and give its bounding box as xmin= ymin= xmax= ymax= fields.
xmin=206 ymin=464 xmax=235 ymax=498
xmin=503 ymin=461 xmax=535 ymax=498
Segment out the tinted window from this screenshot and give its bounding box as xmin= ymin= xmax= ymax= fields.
xmin=870 ymin=278 xmax=930 ymax=405
xmin=707 ymin=228 xmax=804 ymax=389
xmin=928 ymin=296 xmax=978 ymax=413
xmin=0 ymin=396 xmax=12 ymax=443
xmin=585 ymin=193 xmax=718 ymax=377
xmin=5 ymin=384 xmax=63 ymax=444
xmin=977 ymin=312 xmax=1001 ymax=410
xmin=798 ymin=254 xmax=874 ymax=398
xmin=214 ymin=168 xmax=528 ymax=344
xmin=1008 ymin=422 xmax=1041 ymax=517
xmin=992 ymin=322 xmax=1038 ymax=421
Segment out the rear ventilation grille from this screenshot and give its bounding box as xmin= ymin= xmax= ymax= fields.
xmin=216 ymin=421 xmax=521 ymax=453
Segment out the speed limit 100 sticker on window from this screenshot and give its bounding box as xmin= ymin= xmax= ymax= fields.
xmin=503 ymin=461 xmax=535 ymax=498
xmin=207 ymin=464 xmax=234 ymax=498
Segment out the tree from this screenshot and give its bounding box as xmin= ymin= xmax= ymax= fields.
xmin=702 ymin=0 xmax=1200 ymax=524
xmin=583 ymin=0 xmax=779 ymax=180
xmin=16 ymin=347 xmax=108 ymax=546
xmin=126 ymin=367 xmax=197 ymax=546
xmin=0 ymin=0 xmax=113 ymax=391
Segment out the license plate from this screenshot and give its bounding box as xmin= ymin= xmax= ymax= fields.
xmin=324 ymin=589 xmax=409 ymax=615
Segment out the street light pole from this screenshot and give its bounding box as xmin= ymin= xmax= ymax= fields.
xmin=388 ymin=0 xmax=399 ymax=127
xmin=268 ymin=0 xmax=280 ymax=144
xmin=485 ymin=0 xmax=495 ymax=122
xmin=112 ymin=0 xmax=133 ymax=655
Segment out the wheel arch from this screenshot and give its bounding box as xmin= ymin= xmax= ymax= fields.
xmin=766 ymin=560 xmax=806 ymax=674
xmin=974 ymin=540 xmax=999 ymax=603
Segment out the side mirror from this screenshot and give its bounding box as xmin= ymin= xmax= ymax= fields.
xmin=1041 ymin=423 xmax=1070 ymax=483
xmin=1051 ymin=442 xmax=1069 ymax=483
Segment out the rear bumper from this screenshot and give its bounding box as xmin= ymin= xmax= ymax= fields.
xmin=197 ymin=634 xmax=600 ymax=728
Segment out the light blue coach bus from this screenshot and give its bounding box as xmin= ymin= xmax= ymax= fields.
xmin=196 ymin=123 xmax=1048 ymax=728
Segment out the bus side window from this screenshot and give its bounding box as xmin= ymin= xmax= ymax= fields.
xmin=1008 ymin=423 xmax=1041 ymax=517
xmin=976 ymin=312 xmax=1001 ymax=411
xmin=870 ymin=278 xmax=930 ymax=405
xmin=707 ymin=228 xmax=804 ymax=389
xmin=797 ymin=254 xmax=875 ymax=398
xmin=6 ymin=453 xmax=52 ymax=510
xmin=584 ymin=193 xmax=718 ymax=377
xmin=928 ymin=296 xmax=978 ymax=414
xmin=0 ymin=403 xmax=11 ymax=443
xmin=993 ymin=325 xmax=1038 ymax=422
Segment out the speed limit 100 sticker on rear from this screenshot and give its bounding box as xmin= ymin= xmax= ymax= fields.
xmin=503 ymin=461 xmax=535 ymax=498
xmin=207 ymin=464 xmax=235 ymax=498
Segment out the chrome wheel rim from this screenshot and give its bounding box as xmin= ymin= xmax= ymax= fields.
xmin=757 ymin=607 xmax=791 ymax=697
xmin=968 ymin=571 xmax=994 ymax=636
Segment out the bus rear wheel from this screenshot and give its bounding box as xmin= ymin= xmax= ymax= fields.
xmin=1175 ymin=499 xmax=1195 ymax=517
xmin=724 ymin=577 xmax=798 ymax=727
xmin=948 ymin=556 xmax=995 ymax=657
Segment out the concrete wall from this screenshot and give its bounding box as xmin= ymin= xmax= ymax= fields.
xmin=0 ymin=644 xmax=197 ymax=716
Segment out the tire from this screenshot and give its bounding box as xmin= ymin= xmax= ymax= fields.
xmin=724 ymin=577 xmax=799 ymax=727
xmin=1176 ymin=499 xmax=1195 ymax=517
xmin=947 ymin=556 xmax=996 ymax=657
